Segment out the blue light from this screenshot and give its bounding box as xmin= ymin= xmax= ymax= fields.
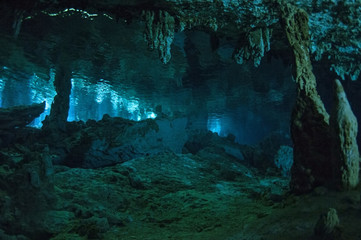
xmin=95 ymin=82 xmax=110 ymax=104
xmin=207 ymin=115 xmax=222 ymax=135
xmin=147 ymin=112 xmax=157 ymax=119
xmin=127 ymin=100 xmax=139 ymax=113
xmin=28 ymin=69 xmax=57 ymax=128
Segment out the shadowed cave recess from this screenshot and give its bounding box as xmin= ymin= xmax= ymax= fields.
xmin=1 ymin=0 xmax=361 ymax=239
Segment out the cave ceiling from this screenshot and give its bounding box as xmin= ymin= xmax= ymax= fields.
xmin=0 ymin=0 xmax=360 ymax=91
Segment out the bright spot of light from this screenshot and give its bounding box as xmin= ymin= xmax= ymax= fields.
xmin=127 ymin=100 xmax=139 ymax=113
xmin=207 ymin=115 xmax=222 ymax=135
xmin=147 ymin=112 xmax=157 ymax=119
xmin=95 ymin=82 xmax=110 ymax=104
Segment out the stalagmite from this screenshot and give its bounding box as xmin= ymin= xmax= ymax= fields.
xmin=42 ymin=62 xmax=71 ymax=132
xmin=331 ymin=79 xmax=360 ymax=189
xmin=314 ymin=208 xmax=341 ymax=239
xmin=280 ymin=3 xmax=332 ymax=193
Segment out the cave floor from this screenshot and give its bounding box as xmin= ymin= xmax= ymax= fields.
xmin=1 ymin=146 xmax=361 ymax=240
xmin=38 ymin=150 xmax=360 ymax=240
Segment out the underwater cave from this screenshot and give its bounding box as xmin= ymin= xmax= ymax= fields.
xmin=0 ymin=0 xmax=361 ymax=239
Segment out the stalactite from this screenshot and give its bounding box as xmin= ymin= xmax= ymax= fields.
xmin=143 ymin=10 xmax=175 ymax=64
xmin=233 ymin=28 xmax=272 ymax=67
xmin=12 ymin=9 xmax=24 ymax=39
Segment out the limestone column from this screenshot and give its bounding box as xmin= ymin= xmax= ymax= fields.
xmin=280 ymin=3 xmax=332 ymax=193
xmin=330 ymin=79 xmax=360 ymax=190
xmin=43 ymin=61 xmax=71 ymax=132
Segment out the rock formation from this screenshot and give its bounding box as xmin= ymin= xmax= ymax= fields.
xmin=42 ymin=62 xmax=72 ymax=132
xmin=0 ymin=102 xmax=45 ymax=146
xmin=0 ymin=102 xmax=45 ymax=130
xmin=280 ymin=3 xmax=332 ymax=193
xmin=42 ymin=115 xmax=188 ymax=168
xmin=1 ymin=1 xmax=361 ymax=81
xmin=1 ymin=1 xmax=361 ymax=239
xmin=314 ymin=208 xmax=342 ymax=240
xmin=233 ymin=28 xmax=272 ymax=67
xmin=281 ymin=3 xmax=360 ymax=192
xmin=143 ymin=10 xmax=175 ymax=64
xmin=330 ymin=79 xmax=360 ymax=190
